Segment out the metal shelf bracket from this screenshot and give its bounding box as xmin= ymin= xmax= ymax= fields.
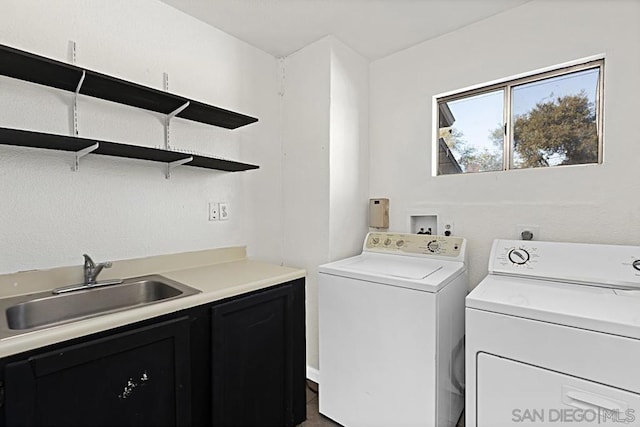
xmin=164 ymin=101 xmax=190 ymax=150
xmin=73 ymin=70 xmax=86 ymax=136
xmin=162 ymin=72 xmax=191 ymax=153
xmin=168 ymin=102 xmax=190 ymax=121
xmin=72 ymin=142 xmax=99 ymax=172
xmin=75 ymin=70 xmax=86 ymax=94
xmin=165 ymin=156 xmax=193 ymax=179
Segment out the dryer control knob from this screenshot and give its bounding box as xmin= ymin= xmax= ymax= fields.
xmin=396 ymin=239 xmax=405 ymax=248
xmin=384 ymin=238 xmax=392 ymax=246
xmin=508 ymin=248 xmax=530 ymax=265
xmin=427 ymin=240 xmax=440 ymax=253
xmin=633 ymin=259 xmax=640 ymax=272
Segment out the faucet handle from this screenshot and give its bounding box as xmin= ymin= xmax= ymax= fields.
xmin=83 ymin=254 xmax=112 ymax=268
xmin=83 ymin=254 xmax=94 ymax=267
xmin=82 ymin=254 xmax=113 ymax=285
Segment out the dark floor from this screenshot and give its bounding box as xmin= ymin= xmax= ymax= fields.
xmin=300 ymin=380 xmax=341 ymax=426
xmin=300 ymin=381 xmax=465 ymax=427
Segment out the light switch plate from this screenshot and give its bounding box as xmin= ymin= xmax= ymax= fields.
xmin=219 ymin=202 xmax=229 ymax=221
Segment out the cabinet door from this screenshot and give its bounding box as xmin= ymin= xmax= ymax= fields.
xmin=4 ymin=316 xmax=191 ymax=427
xmin=211 ymin=281 xmax=306 ymax=426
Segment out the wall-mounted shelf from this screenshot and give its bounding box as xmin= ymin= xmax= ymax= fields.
xmin=0 ymin=127 xmax=259 ymax=173
xmin=0 ymin=43 xmax=261 ymax=176
xmin=0 ymin=44 xmax=258 ymax=129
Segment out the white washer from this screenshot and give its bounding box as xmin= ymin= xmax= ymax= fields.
xmin=466 ymin=239 xmax=640 ymax=427
xmin=319 ymin=232 xmax=468 ymax=427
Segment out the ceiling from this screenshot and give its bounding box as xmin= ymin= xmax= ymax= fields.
xmin=160 ymin=0 xmax=530 ymax=60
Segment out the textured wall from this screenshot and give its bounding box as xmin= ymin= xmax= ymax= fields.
xmin=369 ymin=0 xmax=640 ymax=289
xmin=0 ymin=0 xmax=281 ymax=273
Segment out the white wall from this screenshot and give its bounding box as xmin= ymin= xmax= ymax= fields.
xmin=329 ymin=40 xmax=370 ymax=261
xmin=282 ymin=36 xmax=369 ymax=370
xmin=0 ymin=0 xmax=281 ymax=273
xmin=281 ymin=37 xmax=332 ymax=372
xmin=369 ymin=0 xmax=640 ymax=289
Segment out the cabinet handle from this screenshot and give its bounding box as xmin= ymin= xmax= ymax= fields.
xmin=118 ymin=371 xmax=150 ymax=399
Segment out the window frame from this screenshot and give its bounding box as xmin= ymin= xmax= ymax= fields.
xmin=433 ymin=56 xmax=605 ymax=176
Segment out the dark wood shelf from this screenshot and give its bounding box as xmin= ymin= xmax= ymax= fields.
xmin=0 ymin=127 xmax=259 ymax=173
xmin=0 ymin=44 xmax=258 ymax=129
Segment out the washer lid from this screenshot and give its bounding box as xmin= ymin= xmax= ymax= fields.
xmin=467 ymin=274 xmax=640 ymax=340
xmin=319 ymin=252 xmax=465 ymax=292
xmin=346 ymin=256 xmax=442 ymax=279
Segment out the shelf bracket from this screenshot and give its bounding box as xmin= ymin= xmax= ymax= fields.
xmin=162 ymin=73 xmax=191 ymax=150
xmin=73 ymin=70 xmax=86 ymax=137
xmin=75 ymin=70 xmax=86 ymax=94
xmin=168 ymin=102 xmax=190 ymax=121
xmin=72 ymin=142 xmax=99 ymax=172
xmin=164 ymin=101 xmax=190 ymax=150
xmin=165 ymin=156 xmax=193 ymax=179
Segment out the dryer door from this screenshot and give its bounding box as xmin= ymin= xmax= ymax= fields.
xmin=476 ymin=353 xmax=640 ymax=426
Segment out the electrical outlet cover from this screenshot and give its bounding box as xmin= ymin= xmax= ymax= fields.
xmin=209 ymin=202 xmax=219 ymax=221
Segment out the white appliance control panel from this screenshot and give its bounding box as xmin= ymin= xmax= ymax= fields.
xmin=489 ymin=239 xmax=640 ymax=289
xmin=364 ymin=232 xmax=466 ymax=261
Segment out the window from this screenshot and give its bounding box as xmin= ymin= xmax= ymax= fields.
xmin=436 ymin=59 xmax=603 ymax=175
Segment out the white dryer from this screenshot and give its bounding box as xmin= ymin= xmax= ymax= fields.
xmin=466 ymin=239 xmax=640 ymax=427
xmin=319 ymin=232 xmax=468 ymax=427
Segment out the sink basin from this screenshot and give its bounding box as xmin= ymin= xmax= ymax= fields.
xmin=1 ymin=275 xmax=200 ymax=336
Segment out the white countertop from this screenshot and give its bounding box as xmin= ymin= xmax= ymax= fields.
xmin=0 ymin=248 xmax=305 ymax=358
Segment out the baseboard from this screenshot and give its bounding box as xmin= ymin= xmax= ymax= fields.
xmin=306 ymin=365 xmax=320 ymax=384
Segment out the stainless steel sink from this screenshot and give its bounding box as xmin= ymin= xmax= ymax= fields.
xmin=0 ymin=275 xmax=200 ymax=338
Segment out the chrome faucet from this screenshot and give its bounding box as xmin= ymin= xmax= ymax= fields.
xmin=52 ymin=254 xmax=121 ymax=294
xmin=83 ymin=254 xmax=112 ymax=285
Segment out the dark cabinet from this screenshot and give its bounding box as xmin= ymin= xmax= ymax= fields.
xmin=0 ymin=279 xmax=306 ymax=427
xmin=3 ymin=316 xmax=191 ymax=427
xmin=211 ymin=278 xmax=306 ymax=426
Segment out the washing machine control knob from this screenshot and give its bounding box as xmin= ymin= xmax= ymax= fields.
xmin=508 ymin=248 xmax=530 ymax=265
xmin=396 ymin=239 xmax=405 ymax=248
xmin=633 ymin=259 xmax=640 ymax=272
xmin=384 ymin=238 xmax=392 ymax=246
xmin=427 ymin=240 xmax=440 ymax=253
xmin=371 ymin=237 xmax=380 ymax=245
